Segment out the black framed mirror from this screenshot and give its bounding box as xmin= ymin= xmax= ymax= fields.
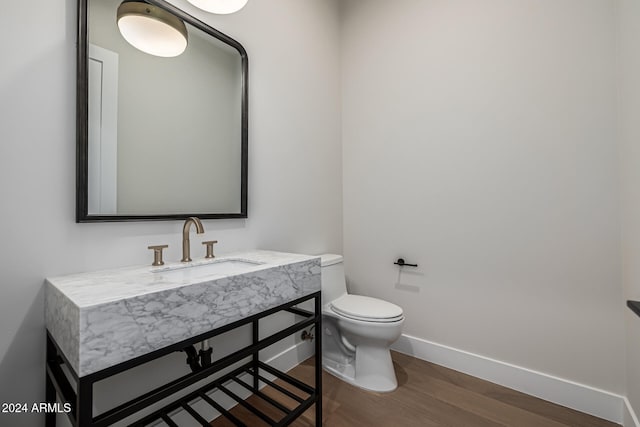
xmin=77 ymin=0 xmax=248 ymax=222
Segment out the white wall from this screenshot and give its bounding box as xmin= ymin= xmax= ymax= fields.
xmin=341 ymin=0 xmax=625 ymax=394
xmin=618 ymin=0 xmax=640 ymax=419
xmin=0 ymin=0 xmax=341 ymax=425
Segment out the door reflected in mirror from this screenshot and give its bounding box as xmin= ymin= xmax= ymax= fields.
xmin=78 ymin=0 xmax=248 ymax=221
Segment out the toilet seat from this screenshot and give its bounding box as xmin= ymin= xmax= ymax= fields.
xmin=329 ymin=294 xmax=404 ymax=323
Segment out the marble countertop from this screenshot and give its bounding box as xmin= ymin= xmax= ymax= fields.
xmin=47 ymin=250 xmax=318 ymax=307
xmin=45 ymin=250 xmax=321 ymax=377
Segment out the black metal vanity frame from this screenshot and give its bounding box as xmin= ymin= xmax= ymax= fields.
xmin=45 ymin=292 xmax=322 ymax=426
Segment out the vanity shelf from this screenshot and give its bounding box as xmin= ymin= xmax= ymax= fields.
xmin=132 ymin=360 xmax=316 ymax=427
xmin=45 ymin=292 xmax=322 ymax=427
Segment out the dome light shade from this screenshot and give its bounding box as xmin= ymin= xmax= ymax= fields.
xmin=186 ymin=0 xmax=248 ymax=15
xmin=117 ymin=1 xmax=188 ymax=57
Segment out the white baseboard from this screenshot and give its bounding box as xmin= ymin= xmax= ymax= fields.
xmin=624 ymin=397 xmax=640 ymax=427
xmin=392 ymin=334 xmax=625 ymax=424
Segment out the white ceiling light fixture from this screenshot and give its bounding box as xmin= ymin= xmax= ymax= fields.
xmin=186 ymin=0 xmax=248 ymax=15
xmin=117 ymin=1 xmax=188 ymax=57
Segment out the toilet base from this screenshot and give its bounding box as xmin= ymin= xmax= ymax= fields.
xmin=322 ymin=344 xmax=398 ymax=393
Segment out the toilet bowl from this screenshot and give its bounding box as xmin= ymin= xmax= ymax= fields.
xmin=320 ymin=254 xmax=404 ymax=392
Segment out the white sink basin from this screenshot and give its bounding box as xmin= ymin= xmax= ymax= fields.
xmin=153 ymin=259 xmax=263 ymax=280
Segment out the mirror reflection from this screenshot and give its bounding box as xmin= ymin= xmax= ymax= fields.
xmin=79 ymin=0 xmax=247 ymax=221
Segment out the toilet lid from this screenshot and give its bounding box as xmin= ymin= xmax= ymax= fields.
xmin=330 ymin=295 xmax=404 ymax=323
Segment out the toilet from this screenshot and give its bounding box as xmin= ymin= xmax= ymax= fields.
xmin=320 ymin=254 xmax=404 ymax=392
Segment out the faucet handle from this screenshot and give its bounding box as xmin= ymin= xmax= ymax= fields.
xmin=148 ymin=245 xmax=168 ymax=266
xmin=202 ymin=240 xmax=218 ymax=259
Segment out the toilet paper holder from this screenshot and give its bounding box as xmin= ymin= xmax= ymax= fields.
xmin=394 ymin=258 xmax=418 ymax=267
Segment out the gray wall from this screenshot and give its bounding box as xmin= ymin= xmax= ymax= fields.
xmin=618 ymin=0 xmax=640 ymax=420
xmin=341 ymin=0 xmax=625 ymax=394
xmin=0 ymin=0 xmax=342 ymax=424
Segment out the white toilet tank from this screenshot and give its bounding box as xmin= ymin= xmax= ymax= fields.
xmin=320 ymin=254 xmax=348 ymax=305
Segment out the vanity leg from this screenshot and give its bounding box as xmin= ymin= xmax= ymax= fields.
xmin=314 ymin=294 xmax=323 ymax=426
xmin=45 ymin=335 xmax=56 ymax=427
xmin=45 ymin=374 xmax=56 ymax=427
xmin=252 ymin=319 xmax=259 ymax=392
xmin=76 ymin=378 xmax=93 ymax=427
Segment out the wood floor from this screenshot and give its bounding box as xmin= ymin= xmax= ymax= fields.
xmin=209 ymin=351 xmax=619 ymax=427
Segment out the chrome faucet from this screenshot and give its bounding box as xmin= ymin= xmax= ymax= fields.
xmin=181 ymin=217 xmax=204 ymax=262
